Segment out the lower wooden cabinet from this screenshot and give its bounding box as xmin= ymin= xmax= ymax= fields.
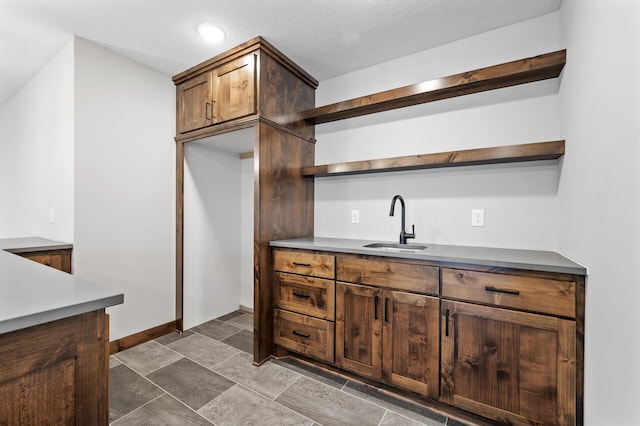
xmin=441 ymin=300 xmax=576 ymax=426
xmin=17 ymin=249 xmax=72 ymax=273
xmin=0 ymin=310 xmax=109 ymax=425
xmin=335 ymin=282 xmax=440 ymax=398
xmin=272 ymin=247 xmax=584 ymax=425
xmin=274 ymin=309 xmax=334 ymax=362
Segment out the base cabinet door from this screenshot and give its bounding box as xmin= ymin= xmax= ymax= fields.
xmin=441 ymin=300 xmax=576 ymax=426
xmin=335 ymin=282 xmax=382 ymax=379
xmin=382 ymin=291 xmax=439 ymax=398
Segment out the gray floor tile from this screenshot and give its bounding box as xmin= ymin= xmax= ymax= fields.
xmin=271 ymin=357 xmax=348 ymax=389
xmin=146 ymin=358 xmax=235 ymax=410
xmin=115 ymin=341 xmax=183 ymax=376
xmin=225 ymin=313 xmax=253 ymax=331
xmin=343 ymin=381 xmax=447 ymax=426
xmin=212 ymin=352 xmax=300 ymax=399
xmin=155 ymin=329 xmax=195 ymax=346
xmin=109 ymin=364 xmax=164 ymax=422
xmin=167 ymin=333 xmax=239 ymax=369
xmin=192 ymin=319 xmax=242 ymax=341
xmin=198 ymin=385 xmax=313 ymax=426
xmin=446 ymin=418 xmax=472 ymax=426
xmin=221 ymin=329 xmax=253 ymax=354
xmin=380 ymin=411 xmax=431 ymax=426
xmin=110 ymin=356 xmax=123 ymax=368
xmin=112 ymin=393 xmax=213 ymax=425
xmin=216 ymin=311 xmax=245 ymax=322
xmin=275 ymin=376 xmax=386 ymax=426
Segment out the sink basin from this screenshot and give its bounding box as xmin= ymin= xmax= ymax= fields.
xmin=363 ymin=243 xmax=428 ymax=252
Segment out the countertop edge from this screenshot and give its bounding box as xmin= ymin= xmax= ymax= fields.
xmin=0 ymin=293 xmax=124 ymax=335
xmin=270 ymin=238 xmax=587 ymax=276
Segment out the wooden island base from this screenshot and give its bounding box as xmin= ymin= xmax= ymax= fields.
xmin=0 ymin=310 xmax=109 ymax=425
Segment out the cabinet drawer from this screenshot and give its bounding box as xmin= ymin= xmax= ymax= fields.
xmin=275 ymin=273 xmax=335 ymax=320
xmin=442 ymin=268 xmax=576 ymax=318
xmin=274 ymin=309 xmax=334 ymax=363
xmin=337 ymin=256 xmax=439 ymax=295
xmin=273 ymin=249 xmax=335 ymax=279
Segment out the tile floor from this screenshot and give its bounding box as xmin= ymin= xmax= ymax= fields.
xmin=110 ymin=311 xmax=470 ymax=426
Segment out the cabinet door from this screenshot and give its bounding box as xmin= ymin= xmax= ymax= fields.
xmin=441 ymin=300 xmax=576 ymax=426
xmin=335 ymin=282 xmax=382 ymax=379
xmin=176 ymin=72 xmax=214 ymax=133
xmin=382 ymin=290 xmax=439 ymax=398
xmin=213 ymin=53 xmax=256 ymax=123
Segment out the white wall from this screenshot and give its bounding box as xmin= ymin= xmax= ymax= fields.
xmin=0 ymin=38 xmax=74 ymax=242
xmin=183 ymin=142 xmax=242 ymax=329
xmin=558 ymin=1 xmax=640 ymax=424
xmin=314 ymin=13 xmax=563 ymax=250
xmin=73 ymin=37 xmax=175 ymax=340
xmin=240 ymin=156 xmax=254 ymax=310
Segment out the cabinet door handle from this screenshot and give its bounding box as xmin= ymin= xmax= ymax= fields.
xmin=292 ymin=262 xmax=311 ymax=267
xmin=292 ymin=330 xmax=310 ymax=339
xmin=485 ymin=286 xmax=520 ymax=296
xmin=384 ymin=298 xmax=389 ymax=323
xmin=205 ymin=102 xmax=212 ymax=121
xmin=445 ymin=309 xmax=450 ymax=337
xmin=210 ymin=100 xmax=216 ymax=119
xmin=374 ymin=296 xmax=379 ymax=320
xmin=292 ymin=292 xmax=311 ymax=299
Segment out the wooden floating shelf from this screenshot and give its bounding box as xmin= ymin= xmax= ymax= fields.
xmin=301 ymin=140 xmax=565 ymax=177
xmin=302 ymin=50 xmax=566 ymax=125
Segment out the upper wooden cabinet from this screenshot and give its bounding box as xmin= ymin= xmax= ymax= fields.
xmin=173 ymin=37 xmax=318 ymax=142
xmin=176 ymin=53 xmax=256 ymax=134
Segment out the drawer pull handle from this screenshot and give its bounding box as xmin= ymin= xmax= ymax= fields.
xmin=445 ymin=309 xmax=450 ymax=337
xmin=292 ymin=330 xmax=311 ymax=339
xmin=374 ymin=296 xmax=379 ymax=320
xmin=384 ymin=298 xmax=389 ymax=323
xmin=292 ymin=262 xmax=311 ymax=267
xmin=292 ymin=292 xmax=311 ymax=299
xmin=485 ymin=286 xmax=520 ymax=296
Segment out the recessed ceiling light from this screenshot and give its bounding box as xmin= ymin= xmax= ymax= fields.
xmin=198 ymin=23 xmax=226 ymax=43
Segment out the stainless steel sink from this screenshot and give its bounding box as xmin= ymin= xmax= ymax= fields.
xmin=363 ymin=242 xmax=428 ymax=252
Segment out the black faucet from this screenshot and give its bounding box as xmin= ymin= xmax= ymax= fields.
xmin=389 ymin=195 xmax=415 ymax=244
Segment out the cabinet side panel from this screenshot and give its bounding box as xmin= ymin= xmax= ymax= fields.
xmin=254 ymin=123 xmax=314 ymax=363
xmin=259 ymin=52 xmax=316 ymax=139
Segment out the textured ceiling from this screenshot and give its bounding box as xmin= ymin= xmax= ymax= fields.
xmin=0 ymin=0 xmax=561 ymax=107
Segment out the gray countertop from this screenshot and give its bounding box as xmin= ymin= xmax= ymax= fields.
xmin=270 ymin=237 xmax=587 ymax=275
xmin=0 ymin=237 xmax=124 ymax=334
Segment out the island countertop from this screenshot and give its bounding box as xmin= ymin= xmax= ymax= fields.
xmin=270 ymin=237 xmax=587 ymax=275
xmin=0 ymin=237 xmax=124 ymax=334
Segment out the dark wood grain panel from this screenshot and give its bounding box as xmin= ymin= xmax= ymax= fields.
xmin=17 ymin=249 xmax=72 ymax=273
xmin=441 ymin=300 xmax=576 ymax=426
xmin=335 ymin=282 xmax=382 ymax=379
xmin=302 ymin=50 xmax=565 ymax=124
xmin=442 ymin=267 xmax=576 ymax=318
xmin=254 ymin=123 xmax=315 ymax=363
xmin=0 ymin=310 xmax=108 ymax=425
xmin=302 ymin=141 xmax=565 ymax=177
xmin=337 ymin=255 xmax=439 ymax=295
xmin=213 ymin=53 xmax=256 ymax=123
xmin=274 ymin=272 xmax=335 ymax=320
xmin=274 ymin=309 xmax=334 ymax=362
xmin=273 ymin=249 xmax=335 ymax=279
xmin=260 ymin=52 xmax=316 ymax=140
xmin=382 ymin=290 xmax=439 ymax=398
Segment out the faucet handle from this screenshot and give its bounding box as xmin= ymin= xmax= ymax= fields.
xmin=406 ymin=225 xmax=416 ymax=240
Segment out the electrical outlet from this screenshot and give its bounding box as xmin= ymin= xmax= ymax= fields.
xmin=351 ymin=210 xmax=360 ymax=224
xmin=471 ymin=209 xmax=485 ymax=227
xmin=48 ymin=208 xmax=55 ymax=224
